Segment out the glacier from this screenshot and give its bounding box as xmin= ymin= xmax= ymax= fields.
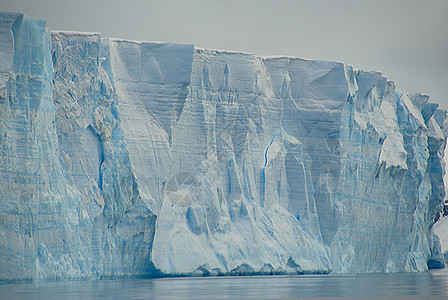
xmin=0 ymin=12 xmax=447 ymax=281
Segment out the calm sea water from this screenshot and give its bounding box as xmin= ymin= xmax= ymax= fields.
xmin=2 ymin=269 xmax=448 ymax=299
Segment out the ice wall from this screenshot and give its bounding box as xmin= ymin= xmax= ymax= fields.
xmin=0 ymin=12 xmax=446 ymax=280
xmin=0 ymin=12 xmax=92 ymax=280
xmin=0 ymin=13 xmax=157 ymax=281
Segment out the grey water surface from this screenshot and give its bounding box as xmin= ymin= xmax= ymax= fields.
xmin=1 ymin=269 xmax=448 ymax=299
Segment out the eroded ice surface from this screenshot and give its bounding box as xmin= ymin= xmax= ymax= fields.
xmin=0 ymin=12 xmax=446 ymax=280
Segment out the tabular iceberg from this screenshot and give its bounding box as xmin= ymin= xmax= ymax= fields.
xmin=0 ymin=12 xmax=446 ymax=281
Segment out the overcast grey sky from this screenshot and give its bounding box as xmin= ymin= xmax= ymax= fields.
xmin=3 ymin=0 xmax=447 ymax=109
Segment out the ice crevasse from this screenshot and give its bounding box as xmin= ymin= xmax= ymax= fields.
xmin=0 ymin=12 xmax=447 ymax=280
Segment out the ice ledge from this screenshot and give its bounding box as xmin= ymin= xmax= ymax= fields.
xmin=51 ymin=30 xmax=101 ymax=37
xmin=262 ymin=55 xmax=345 ymax=65
xmin=109 ymin=37 xmax=194 ymax=47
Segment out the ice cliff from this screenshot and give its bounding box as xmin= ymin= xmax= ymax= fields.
xmin=0 ymin=12 xmax=447 ymax=281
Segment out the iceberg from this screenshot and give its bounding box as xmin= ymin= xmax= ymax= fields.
xmin=0 ymin=12 xmax=446 ymax=280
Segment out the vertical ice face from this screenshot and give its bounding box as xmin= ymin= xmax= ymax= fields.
xmin=263 ymin=58 xmax=348 ymax=246
xmin=0 ymin=13 xmax=91 ymax=280
xmin=329 ymin=68 xmax=447 ymax=273
xmin=105 ymin=39 xmax=193 ymax=213
xmin=263 ymin=58 xmax=447 ymax=273
xmin=0 ymin=13 xmax=158 ymax=280
xmin=0 ymin=12 xmax=446 ymax=280
xmin=0 ymin=12 xmax=20 ymax=96
xmin=151 ymin=49 xmax=331 ymax=275
xmin=51 ymin=32 xmax=158 ymax=278
xmin=51 ymin=32 xmax=104 ymax=217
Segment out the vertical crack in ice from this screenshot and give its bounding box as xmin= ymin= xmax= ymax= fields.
xmin=264 ymin=134 xmax=277 ymax=168
xmin=261 ymin=133 xmax=278 ymax=206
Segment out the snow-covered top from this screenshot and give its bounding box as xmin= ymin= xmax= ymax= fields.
xmin=262 ymin=55 xmax=344 ymax=65
xmin=108 ymin=37 xmax=193 ymax=47
xmin=195 ymin=47 xmax=256 ymax=56
xmin=51 ymin=30 xmax=101 ymax=37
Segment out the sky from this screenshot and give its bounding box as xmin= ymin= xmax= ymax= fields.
xmin=2 ymin=0 xmax=447 ymax=109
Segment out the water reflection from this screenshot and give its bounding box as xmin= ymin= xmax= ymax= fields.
xmin=1 ymin=269 xmax=448 ymax=299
